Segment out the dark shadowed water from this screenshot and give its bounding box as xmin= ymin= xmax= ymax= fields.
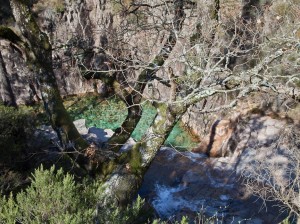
xmin=139 ymin=148 xmax=287 ymax=223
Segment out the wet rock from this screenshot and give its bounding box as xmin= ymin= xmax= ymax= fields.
xmin=86 ymin=127 xmax=114 ymax=144
xmin=85 ymin=127 xmax=135 ymax=151
xmin=33 ymin=119 xmax=135 ymax=151
xmin=181 ymin=170 xmax=206 ymax=185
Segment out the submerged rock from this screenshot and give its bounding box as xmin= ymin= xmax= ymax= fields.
xmin=33 ymin=119 xmax=135 ymax=151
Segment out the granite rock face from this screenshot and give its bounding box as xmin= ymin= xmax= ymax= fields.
xmin=192 ymin=112 xmax=289 ymax=157
xmin=0 ymin=0 xmax=114 ymax=104
xmin=1 ymin=0 xmax=298 ymax=150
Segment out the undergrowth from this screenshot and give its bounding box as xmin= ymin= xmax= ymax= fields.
xmin=0 ymin=165 xmax=147 ymax=224
xmin=0 ymin=105 xmax=36 ymax=166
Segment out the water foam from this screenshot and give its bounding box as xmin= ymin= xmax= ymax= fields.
xmin=152 ymin=183 xmax=205 ymax=218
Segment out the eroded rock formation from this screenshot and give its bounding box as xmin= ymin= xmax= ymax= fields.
xmin=192 ymin=119 xmax=235 ymax=157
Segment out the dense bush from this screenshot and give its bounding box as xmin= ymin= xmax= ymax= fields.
xmin=0 ymin=105 xmax=35 ymax=166
xmin=0 ymin=165 xmax=145 ymax=224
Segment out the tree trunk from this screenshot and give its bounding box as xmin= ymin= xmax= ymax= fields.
xmin=100 ymin=103 xmax=187 ymax=207
xmin=7 ymin=0 xmax=89 ymax=151
xmin=106 ymin=0 xmax=186 ymax=152
xmin=106 ymin=94 xmax=143 ymax=152
xmin=0 ymin=51 xmax=17 ymax=107
xmin=99 ymin=86 xmax=220 ymax=207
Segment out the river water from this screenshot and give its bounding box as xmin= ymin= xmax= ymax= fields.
xmin=139 ymin=147 xmax=287 ymax=223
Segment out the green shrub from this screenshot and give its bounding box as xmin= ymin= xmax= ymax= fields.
xmin=152 ymin=216 xmax=189 ymax=224
xmin=0 ymin=165 xmax=145 ymax=224
xmin=95 ymin=195 xmax=146 ymax=224
xmin=0 ymin=166 xmax=94 ymax=223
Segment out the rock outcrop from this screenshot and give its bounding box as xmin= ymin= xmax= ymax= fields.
xmin=192 ymin=110 xmax=294 ymax=157
xmin=1 ymin=0 xmax=299 ymax=151
xmin=0 ymin=0 xmax=115 ymax=104
xmin=192 ymin=119 xmax=235 ymax=157
xmin=140 ymin=111 xmax=300 ymax=221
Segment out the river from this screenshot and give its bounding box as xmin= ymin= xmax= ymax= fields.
xmin=139 ymin=147 xmax=287 ymax=223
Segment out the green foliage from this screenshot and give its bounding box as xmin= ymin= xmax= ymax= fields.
xmin=0 ymin=166 xmax=95 ymax=223
xmin=280 ymin=217 xmax=291 ymax=224
xmin=152 ymin=213 xmax=226 ymax=224
xmin=95 ymin=195 xmax=146 ymax=224
xmin=152 ymin=216 xmax=189 ymax=224
xmin=0 ymin=105 xmax=35 ymax=165
xmin=0 ymin=165 xmax=145 ymax=224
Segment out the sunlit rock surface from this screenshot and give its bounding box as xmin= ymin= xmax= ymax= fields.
xmin=192 ymin=114 xmax=287 ymax=157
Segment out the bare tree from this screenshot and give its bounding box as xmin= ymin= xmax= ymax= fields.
xmin=78 ymin=0 xmax=187 ymax=152
xmin=97 ymin=0 xmax=300 ymax=207
xmin=242 ymin=125 xmax=300 ymax=219
xmin=0 ymin=0 xmax=299 ymax=214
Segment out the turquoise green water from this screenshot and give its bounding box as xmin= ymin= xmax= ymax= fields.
xmin=67 ymin=96 xmax=198 ymax=150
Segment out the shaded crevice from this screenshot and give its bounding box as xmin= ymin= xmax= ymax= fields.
xmin=206 ymin=119 xmax=220 ymax=156
xmin=0 ymin=51 xmax=17 ymax=108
